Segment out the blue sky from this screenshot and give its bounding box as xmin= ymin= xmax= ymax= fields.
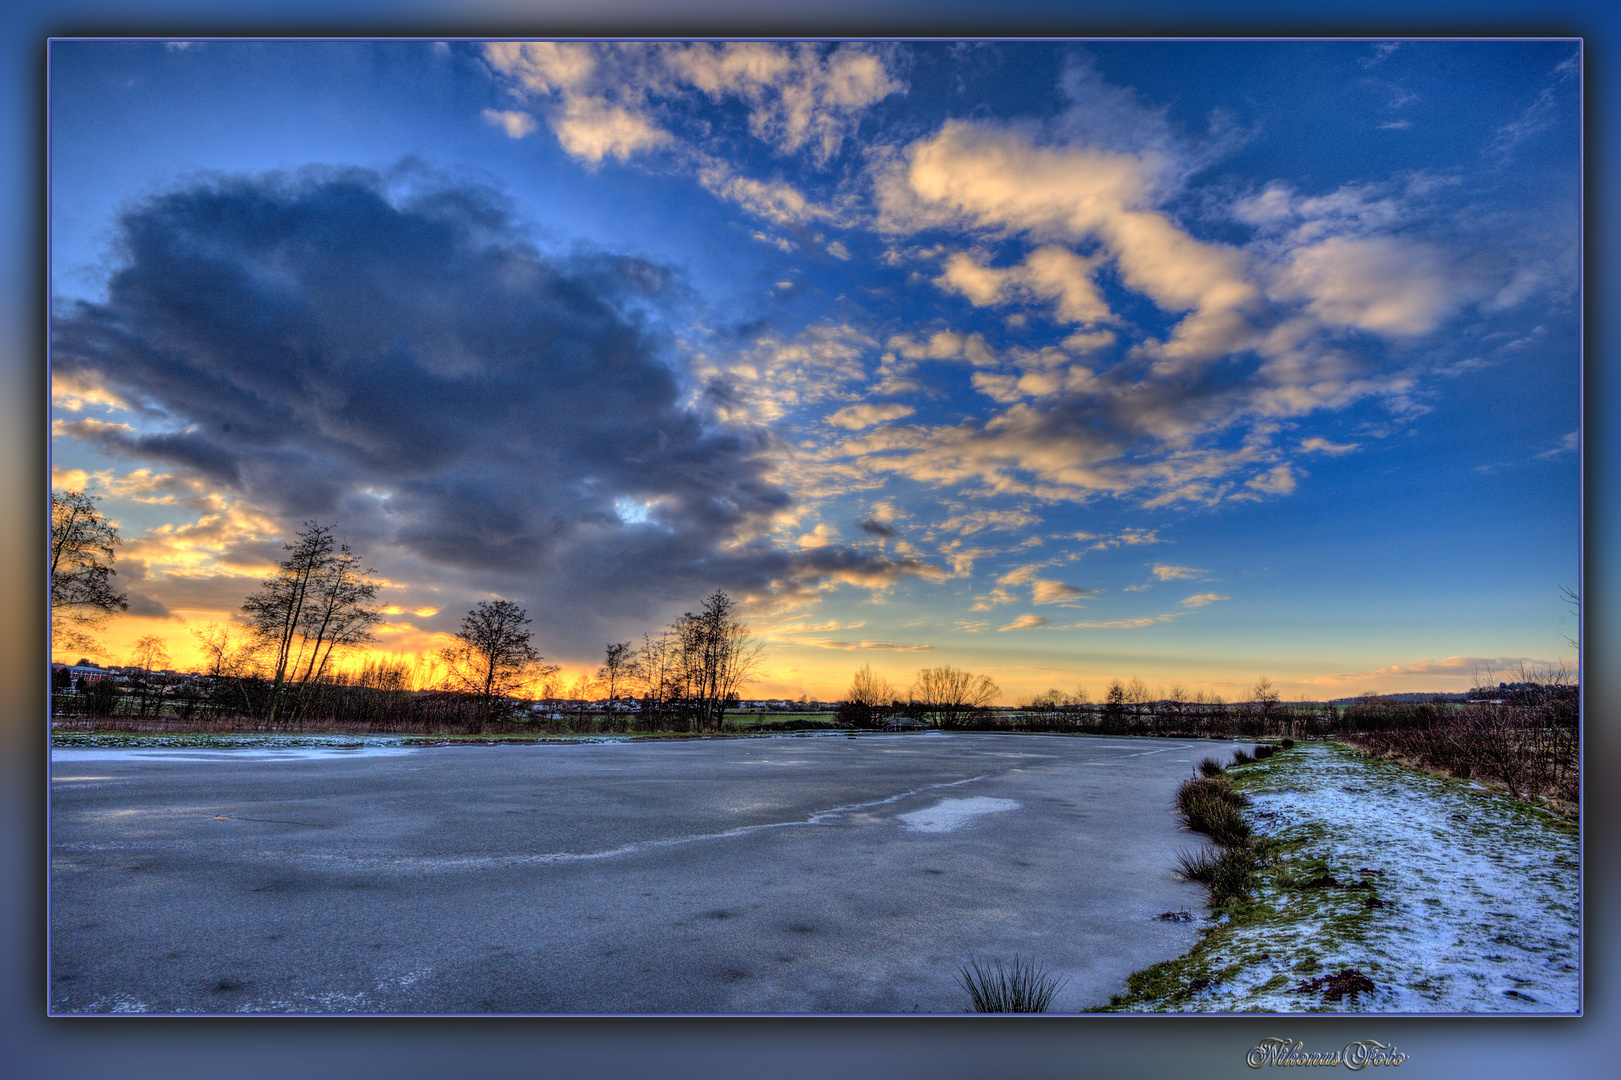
xmin=48 ymin=39 xmax=1580 ymax=702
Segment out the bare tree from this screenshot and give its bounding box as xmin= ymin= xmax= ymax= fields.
xmin=292 ymin=544 xmax=383 ymax=691
xmin=839 ymin=664 xmax=898 ymax=728
xmin=632 ymin=629 xmax=678 ymax=710
xmin=847 ymin=664 xmax=896 ymax=707
xmin=191 ymin=621 xmax=263 ymax=717
xmin=240 ymin=522 xmax=383 ymax=722
xmin=1102 ymin=678 xmax=1127 ymax=731
xmin=598 ymin=641 xmax=634 ymax=710
xmin=128 ymin=635 xmax=172 ymax=718
xmin=1252 ymin=675 xmax=1280 ymax=725
xmin=1561 ymin=585 xmax=1580 ymax=651
xmin=50 ymin=490 xmax=128 ymax=656
xmin=440 ymin=600 xmax=557 ymax=720
xmin=669 ymin=591 xmax=764 ymax=730
xmin=910 ymin=665 xmax=1000 ymax=728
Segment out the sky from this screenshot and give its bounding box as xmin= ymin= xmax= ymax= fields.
xmin=47 ymin=38 xmax=1581 ymax=704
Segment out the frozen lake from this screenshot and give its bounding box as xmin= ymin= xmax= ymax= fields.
xmin=50 ymin=731 xmax=1243 ymax=1014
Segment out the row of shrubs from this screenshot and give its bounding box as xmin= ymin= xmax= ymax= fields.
xmin=1345 ymin=700 xmax=1576 ymax=804
xmin=841 ymin=703 xmax=1343 ymax=740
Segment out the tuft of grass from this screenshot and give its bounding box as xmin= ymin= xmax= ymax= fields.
xmin=1253 ymin=744 xmax=1278 ymax=761
xmin=1175 ymin=846 xmax=1257 ymax=907
xmin=956 ymin=955 xmax=1068 ymax=1013
xmin=1280 ymin=738 xmax=1296 ymax=749
xmin=1197 ymin=757 xmax=1226 ymax=777
xmin=1176 ymin=777 xmax=1253 ymax=846
xmin=1231 ymin=747 xmax=1255 ymax=766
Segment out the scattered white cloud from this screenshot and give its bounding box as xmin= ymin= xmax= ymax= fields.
xmin=1535 ymin=431 xmax=1578 ymax=459
xmin=1068 ymin=614 xmax=1180 ymax=629
xmin=483 ymin=41 xmax=901 ymax=217
xmin=1152 ymin=564 xmax=1204 ymax=581
xmin=998 ymin=614 xmax=1049 ymax=631
xmin=1245 ymin=464 xmax=1297 ymax=495
xmin=826 ymin=402 xmax=916 ymax=430
xmin=1179 ymin=592 xmax=1229 ymax=607
xmin=801 ymin=638 xmax=935 ymax=651
xmin=1300 ymin=437 xmax=1359 ymax=455
xmin=1031 ymin=579 xmax=1090 ymax=605
xmin=1270 ymin=235 xmax=1458 ymax=337
xmin=1359 ymin=42 xmax=1407 ymax=69
xmin=936 ymin=245 xmax=1111 ymax=324
xmin=934 ymin=508 xmax=1041 ymax=535
xmin=482 ymin=108 xmax=538 ymax=139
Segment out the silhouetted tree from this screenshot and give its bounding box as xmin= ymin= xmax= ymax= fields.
xmin=440 ymin=600 xmax=556 ymax=721
xmin=910 ymin=665 xmax=1000 ymax=728
xmin=669 ymin=591 xmax=763 ymax=730
xmin=128 ymin=635 xmax=172 ymax=718
xmin=599 ymin=641 xmax=634 ymax=710
xmin=241 ymin=522 xmax=383 ymax=722
xmin=50 ymin=490 xmax=128 ymax=656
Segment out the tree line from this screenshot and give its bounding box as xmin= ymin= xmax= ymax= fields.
xmin=51 ymin=505 xmax=765 ymax=734
xmin=49 ymin=489 xmax=1581 ymax=793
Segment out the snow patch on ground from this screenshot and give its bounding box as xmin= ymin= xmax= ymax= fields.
xmin=1136 ymin=742 xmax=1579 ymax=1014
xmin=897 ymin=797 xmax=1020 ymax=833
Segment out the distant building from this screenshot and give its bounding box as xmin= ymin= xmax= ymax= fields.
xmin=51 ymin=662 xmax=118 ymax=690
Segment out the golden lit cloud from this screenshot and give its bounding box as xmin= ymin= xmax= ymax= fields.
xmin=826 ymin=402 xmax=916 ymax=429
xmin=1032 ymin=579 xmax=1090 ymax=605
xmin=998 ymin=613 xmax=1048 ymax=631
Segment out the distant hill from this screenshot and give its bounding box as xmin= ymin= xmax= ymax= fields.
xmin=1326 ymin=692 xmax=1476 ymax=707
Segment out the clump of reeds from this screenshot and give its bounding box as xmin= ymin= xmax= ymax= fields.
xmin=1175 ymin=776 xmax=1252 ymax=847
xmin=1230 ymin=747 xmax=1255 ymax=766
xmin=956 ymin=955 xmax=1068 ymax=1013
xmin=1253 ymin=744 xmax=1277 ymax=761
xmin=1175 ymin=846 xmax=1256 ymax=907
xmin=1197 ymin=756 xmax=1226 ymax=777
xmin=1280 ymin=737 xmax=1296 ymax=749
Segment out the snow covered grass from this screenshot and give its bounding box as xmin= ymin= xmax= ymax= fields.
xmin=1099 ymin=740 xmax=1579 ymax=1014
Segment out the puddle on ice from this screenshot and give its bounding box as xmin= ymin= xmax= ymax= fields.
xmin=897 ymin=796 xmax=1019 ymax=833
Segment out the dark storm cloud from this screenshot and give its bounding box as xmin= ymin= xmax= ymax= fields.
xmin=123 ymin=592 xmax=175 ymax=619
xmin=857 ymin=517 xmax=900 ymax=537
xmin=52 ymin=166 xmax=926 ymax=651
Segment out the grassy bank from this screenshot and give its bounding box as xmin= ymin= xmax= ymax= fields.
xmin=1097 ymin=741 xmax=1578 ymax=1013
